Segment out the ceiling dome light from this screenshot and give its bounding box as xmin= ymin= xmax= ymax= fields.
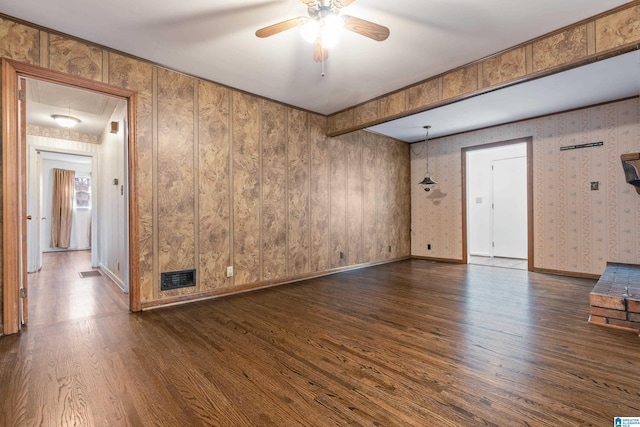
xmin=51 ymin=114 xmax=81 ymax=128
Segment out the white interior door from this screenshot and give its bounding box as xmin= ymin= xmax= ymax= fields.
xmin=492 ymin=156 xmax=527 ymax=259
xmin=26 ymin=149 xmax=42 ymax=272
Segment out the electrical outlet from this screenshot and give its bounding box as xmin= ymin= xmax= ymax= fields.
xmin=427 ymin=244 xmax=431 ymax=250
xmin=590 ymin=181 xmax=599 ymax=191
xmin=388 ymin=245 xmax=392 ymax=252
xmin=340 ymin=251 xmax=344 ymax=259
xmin=226 ymin=266 xmax=234 ymax=277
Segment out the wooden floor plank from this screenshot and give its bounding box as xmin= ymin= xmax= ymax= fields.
xmin=2 ymin=255 xmax=640 ymax=426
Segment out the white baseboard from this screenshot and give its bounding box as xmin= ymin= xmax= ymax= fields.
xmin=99 ymin=263 xmax=126 ymax=293
xmin=470 ymin=252 xmax=491 ymax=257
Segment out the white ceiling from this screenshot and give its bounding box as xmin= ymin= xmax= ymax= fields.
xmin=5 ymin=0 xmax=638 ymax=142
xmin=27 ymin=79 xmax=121 ymax=135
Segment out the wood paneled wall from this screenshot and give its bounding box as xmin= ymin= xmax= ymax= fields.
xmin=0 ymin=15 xmax=411 ymax=313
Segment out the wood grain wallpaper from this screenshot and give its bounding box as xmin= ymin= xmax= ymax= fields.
xmin=287 ymin=107 xmax=311 ymax=276
xmin=0 ymin=17 xmax=39 ymax=65
xmin=261 ymin=101 xmax=288 ymax=282
xmin=411 ymin=98 xmax=640 ymax=276
xmin=0 ymin=16 xmax=410 ymax=311
xmin=198 ymin=81 xmax=231 ymax=292
xmin=533 ymin=26 xmax=587 ymax=73
xmin=309 ymin=114 xmax=331 ymax=273
xmin=232 ymin=92 xmax=262 ymax=287
xmin=482 ymin=48 xmax=526 ymax=88
xmin=157 ymin=68 xmax=196 ymax=296
xmin=48 ymin=34 xmax=103 ymax=82
xmin=347 ymin=133 xmax=364 ymax=264
xmin=362 ymin=133 xmax=379 ymax=262
xmin=329 ymin=137 xmax=348 ymax=268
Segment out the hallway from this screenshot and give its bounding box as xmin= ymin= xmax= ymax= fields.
xmin=28 ymin=250 xmax=128 ymax=328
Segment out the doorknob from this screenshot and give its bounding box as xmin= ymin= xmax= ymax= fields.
xmin=26 ymin=215 xmax=32 ymax=220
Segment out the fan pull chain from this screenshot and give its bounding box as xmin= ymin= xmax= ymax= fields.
xmin=321 ymin=54 xmax=325 ymax=77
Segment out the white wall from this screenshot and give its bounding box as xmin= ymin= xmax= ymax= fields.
xmin=40 ymin=156 xmax=92 ymax=252
xmin=467 ymin=143 xmax=527 ymax=257
xmin=27 ymin=135 xmax=101 ymax=272
xmin=97 ymin=100 xmax=128 ymax=291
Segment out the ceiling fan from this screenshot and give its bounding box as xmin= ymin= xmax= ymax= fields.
xmin=256 ymin=0 xmax=390 ymax=63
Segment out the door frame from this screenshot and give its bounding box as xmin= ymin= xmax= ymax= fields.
xmin=2 ymin=59 xmax=141 ymax=335
xmin=461 ymin=136 xmax=534 ymax=271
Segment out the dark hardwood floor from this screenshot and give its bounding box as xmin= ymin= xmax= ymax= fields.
xmin=2 ymin=258 xmax=639 ymax=426
xmin=27 ymin=250 xmax=129 ymax=327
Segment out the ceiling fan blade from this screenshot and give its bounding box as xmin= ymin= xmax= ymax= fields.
xmin=299 ymin=0 xmax=318 ymax=7
xmin=314 ymin=38 xmax=329 ymax=63
xmin=343 ymin=15 xmax=390 ymax=41
xmin=256 ymin=17 xmax=307 ymax=38
xmin=333 ymin=0 xmax=357 ymax=8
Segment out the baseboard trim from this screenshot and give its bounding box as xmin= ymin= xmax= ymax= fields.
xmin=140 ymin=256 xmax=411 ymax=310
xmin=533 ymin=267 xmax=600 ymax=280
xmin=411 ymin=256 xmax=466 ymax=264
xmin=99 ymin=263 xmax=127 ymax=292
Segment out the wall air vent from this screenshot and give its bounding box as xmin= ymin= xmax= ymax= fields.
xmin=161 ymin=269 xmax=196 ymax=291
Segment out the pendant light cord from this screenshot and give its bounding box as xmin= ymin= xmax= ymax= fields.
xmin=409 ymin=140 xmax=425 ymax=157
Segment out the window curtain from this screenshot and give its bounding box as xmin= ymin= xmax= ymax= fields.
xmin=50 ymin=168 xmax=75 ymax=248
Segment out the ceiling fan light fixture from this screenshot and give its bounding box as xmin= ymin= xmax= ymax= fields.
xmin=320 ymin=15 xmax=344 ymax=47
xmin=324 ymin=14 xmax=344 ymax=34
xmin=301 ymin=14 xmax=344 ymax=47
xmin=51 ymin=114 xmax=81 ymax=128
xmin=301 ymin=20 xmax=320 ymax=43
xmin=256 ymin=0 xmax=388 ymax=63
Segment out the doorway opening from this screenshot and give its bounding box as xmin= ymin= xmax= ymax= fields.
xmin=463 ymin=137 xmax=533 ymax=271
xmin=2 ymin=59 xmax=140 ymax=335
xmin=26 ymin=80 xmax=129 ymax=326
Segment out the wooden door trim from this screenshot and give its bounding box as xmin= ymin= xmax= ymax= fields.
xmin=2 ymin=59 xmax=20 ymax=334
xmin=2 ymin=59 xmax=141 ymax=334
xmin=461 ymin=137 xmax=534 ymax=271
xmin=19 ymin=76 xmax=28 ymax=325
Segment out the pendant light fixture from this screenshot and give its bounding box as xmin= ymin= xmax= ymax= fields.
xmin=418 ymin=125 xmax=437 ymax=192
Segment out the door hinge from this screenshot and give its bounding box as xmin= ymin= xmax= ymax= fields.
xmin=19 ymin=287 xmax=27 ymax=299
xmin=18 ymin=90 xmax=25 ymax=102
xmin=492 ymin=242 xmax=495 ymax=247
